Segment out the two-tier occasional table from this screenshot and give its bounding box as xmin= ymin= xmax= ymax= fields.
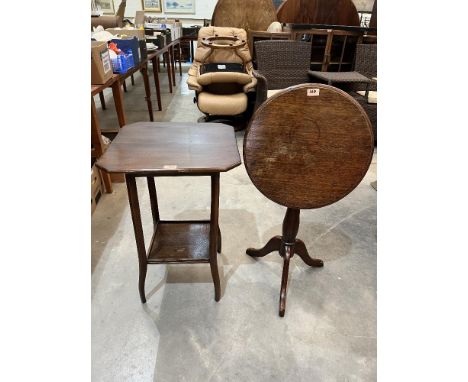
xmin=96 ymin=122 xmax=241 ymax=303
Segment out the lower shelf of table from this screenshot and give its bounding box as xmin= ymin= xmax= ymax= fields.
xmin=147 ymin=220 xmax=212 ymax=264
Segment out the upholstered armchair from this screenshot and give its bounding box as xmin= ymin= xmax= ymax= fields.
xmin=187 ymin=27 xmax=257 ymax=117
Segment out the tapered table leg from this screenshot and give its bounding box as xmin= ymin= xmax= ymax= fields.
xmin=151 ymin=56 xmax=162 ymax=111
xmin=170 ymin=45 xmax=176 ymax=86
xmin=140 ymin=63 xmax=154 ymax=121
xmin=126 ymin=175 xmax=148 ymax=303
xmin=209 ymin=174 xmax=221 ymax=301
xmin=177 ymin=42 xmax=182 ymax=76
xmin=111 ymin=78 xmax=126 ymax=128
xmin=279 ymin=245 xmax=293 ymax=317
xmin=165 ymin=52 xmax=173 ymax=93
xmin=147 ymin=176 xmax=160 ymax=227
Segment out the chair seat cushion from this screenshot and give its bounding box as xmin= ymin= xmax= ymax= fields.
xmin=198 ymin=92 xmax=248 ymax=115
xmin=198 ymin=71 xmax=253 ymax=86
xmin=308 ymin=71 xmax=371 ymax=83
xmin=357 ymin=90 xmax=378 ymax=104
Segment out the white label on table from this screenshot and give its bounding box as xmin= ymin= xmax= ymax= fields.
xmin=163 ymin=165 xmax=178 ymax=170
xmin=307 ymin=88 xmax=320 ymax=96
xmin=217 ymin=64 xmax=226 ymax=69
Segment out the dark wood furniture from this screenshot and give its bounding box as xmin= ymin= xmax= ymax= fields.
xmin=211 ymin=0 xmax=277 ymax=31
xmin=96 ymin=122 xmax=241 ymax=303
xmin=91 ymin=74 xmax=126 ymax=193
xmin=243 ymin=83 xmax=374 ymax=316
xmin=277 ymin=0 xmax=360 ymax=26
xmin=290 ymin=28 xmax=363 ymax=72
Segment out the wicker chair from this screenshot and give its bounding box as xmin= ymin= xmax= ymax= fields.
xmin=253 ymin=40 xmax=312 ymax=109
xmin=308 ymin=43 xmax=376 ymax=90
xmin=309 ymin=43 xmax=377 ymax=145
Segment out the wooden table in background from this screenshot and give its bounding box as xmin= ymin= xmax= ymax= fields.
xmin=91 ymin=74 xmax=126 ymax=193
xmin=96 ymin=122 xmax=241 ymax=303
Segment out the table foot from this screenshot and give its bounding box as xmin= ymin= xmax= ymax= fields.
xmin=209 ymin=257 xmax=221 ymax=302
xmin=294 ymin=239 xmax=324 ymax=267
xmin=246 ymin=235 xmax=282 ymax=257
xmin=139 ymin=262 xmax=147 ymax=303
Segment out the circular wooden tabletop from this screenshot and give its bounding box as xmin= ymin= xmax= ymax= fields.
xmin=244 ymin=83 xmax=374 ymax=209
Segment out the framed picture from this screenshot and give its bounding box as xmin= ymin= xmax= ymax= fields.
xmin=165 ymin=0 xmax=195 ymax=13
xmin=95 ymin=0 xmax=115 ymax=15
xmin=142 ymin=0 xmax=162 ymax=12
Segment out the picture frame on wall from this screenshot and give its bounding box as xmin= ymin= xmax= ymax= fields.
xmin=95 ymin=0 xmax=115 ymax=15
xmin=142 ymin=0 xmax=162 ymax=12
xmin=165 ymin=0 xmax=195 ymax=13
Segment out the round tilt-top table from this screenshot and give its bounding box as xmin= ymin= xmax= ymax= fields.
xmin=243 ymin=83 xmax=374 ymax=316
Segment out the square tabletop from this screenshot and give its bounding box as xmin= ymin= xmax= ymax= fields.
xmin=96 ymin=122 xmax=241 ymax=175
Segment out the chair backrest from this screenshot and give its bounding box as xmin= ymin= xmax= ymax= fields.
xmin=255 ymin=40 xmax=311 ymax=89
xmin=354 ymin=43 xmax=377 ymax=78
xmin=194 ymin=27 xmax=253 ymax=66
xmin=244 ymin=83 xmax=374 ymax=209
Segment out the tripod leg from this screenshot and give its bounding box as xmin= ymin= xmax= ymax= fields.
xmin=294 ymin=239 xmax=324 ymax=267
xmin=246 ymin=236 xmax=282 ymax=257
xmin=279 ymin=245 xmax=293 ymax=317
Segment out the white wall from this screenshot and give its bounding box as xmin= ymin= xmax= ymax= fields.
xmin=119 ymin=0 xmax=218 ymax=24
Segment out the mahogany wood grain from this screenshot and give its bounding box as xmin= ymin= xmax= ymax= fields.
xmin=277 ymin=0 xmax=360 ymax=26
xmin=211 ymin=0 xmax=277 ymax=32
xmin=244 ymin=83 xmax=373 ymax=316
xmin=147 ymin=221 xmax=211 ymax=263
xmin=244 ymin=84 xmax=373 ymax=210
xmin=96 ymin=122 xmax=241 ymax=175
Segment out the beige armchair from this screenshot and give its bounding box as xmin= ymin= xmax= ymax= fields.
xmin=187 ymin=27 xmax=257 ymax=117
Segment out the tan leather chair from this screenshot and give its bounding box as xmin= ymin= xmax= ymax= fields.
xmin=187 ymin=27 xmax=257 ymax=117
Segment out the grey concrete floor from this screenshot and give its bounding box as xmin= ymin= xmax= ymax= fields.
xmin=92 ymin=64 xmax=377 ymax=382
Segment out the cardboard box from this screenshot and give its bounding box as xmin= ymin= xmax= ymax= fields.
xmin=106 ymin=28 xmax=145 ymax=40
xmin=91 ymin=41 xmax=113 ymax=85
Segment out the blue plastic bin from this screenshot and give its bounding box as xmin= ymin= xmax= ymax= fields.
xmin=111 ymin=37 xmax=140 ymax=66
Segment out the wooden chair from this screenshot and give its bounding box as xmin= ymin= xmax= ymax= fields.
xmin=243 ymin=83 xmax=374 ymax=316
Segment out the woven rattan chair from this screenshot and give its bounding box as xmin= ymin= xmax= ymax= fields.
xmin=253 ymin=40 xmax=311 ymax=109
xmin=309 ymin=44 xmax=377 ymax=144
xmin=308 ymin=43 xmax=377 ymax=96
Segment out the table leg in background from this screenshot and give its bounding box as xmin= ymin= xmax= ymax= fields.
xmin=151 ymin=56 xmax=162 ymax=111
xmin=140 ymin=64 xmax=154 ymax=122
xmin=111 ymin=79 xmax=127 ymax=128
